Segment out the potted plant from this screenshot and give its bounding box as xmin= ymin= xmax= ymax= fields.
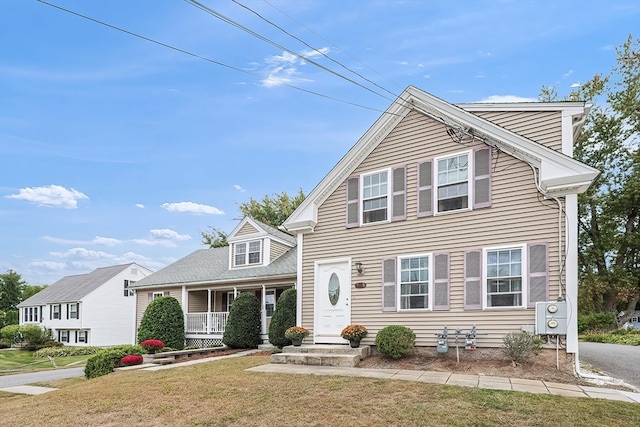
xmin=140 ymin=339 xmax=165 ymax=354
xmin=341 ymin=324 xmax=368 ymax=348
xmin=284 ymin=326 xmax=309 ymax=346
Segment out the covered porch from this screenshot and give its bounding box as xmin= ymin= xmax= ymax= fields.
xmin=184 ymin=284 xmax=292 ymax=346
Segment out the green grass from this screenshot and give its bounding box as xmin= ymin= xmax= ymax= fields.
xmin=0 ymin=350 xmax=88 ymax=375
xmin=0 ymin=355 xmax=638 ymax=426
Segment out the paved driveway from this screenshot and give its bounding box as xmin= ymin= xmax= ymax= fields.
xmin=0 ymin=367 xmax=85 ymax=388
xmin=579 ymin=342 xmax=640 ymax=389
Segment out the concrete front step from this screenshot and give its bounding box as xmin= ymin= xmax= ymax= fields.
xmin=270 ymin=344 xmax=370 ymax=367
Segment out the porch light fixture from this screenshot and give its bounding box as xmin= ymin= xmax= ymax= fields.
xmin=354 ymin=262 xmax=363 ymax=274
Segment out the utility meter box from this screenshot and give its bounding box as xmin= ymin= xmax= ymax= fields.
xmin=535 ymin=301 xmax=567 ymax=335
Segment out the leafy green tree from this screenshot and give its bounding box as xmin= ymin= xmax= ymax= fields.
xmin=137 ymin=296 xmax=185 ymax=350
xmin=200 ymin=189 xmax=305 ymax=247
xmin=540 ymin=35 xmax=639 ymax=323
xmin=222 ymin=292 xmax=262 ymax=349
xmin=0 ymin=270 xmax=25 ymax=311
xmin=268 ymin=288 xmax=297 ymax=348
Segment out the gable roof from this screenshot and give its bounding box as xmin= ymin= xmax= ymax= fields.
xmin=130 ymin=246 xmax=296 ymax=289
xmin=228 ymin=216 xmax=296 ymax=246
xmin=283 ymin=86 xmax=600 ymax=233
xmin=18 ymin=263 xmax=138 ymax=306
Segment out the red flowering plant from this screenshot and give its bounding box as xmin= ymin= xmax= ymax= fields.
xmin=120 ymin=354 xmax=143 ymax=366
xmin=140 ymin=339 xmax=165 ymax=353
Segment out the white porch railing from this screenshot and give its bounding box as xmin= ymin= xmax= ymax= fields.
xmin=185 ymin=312 xmax=229 ymax=334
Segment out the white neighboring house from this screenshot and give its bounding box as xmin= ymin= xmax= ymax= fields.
xmin=18 ymin=263 xmax=153 ymax=347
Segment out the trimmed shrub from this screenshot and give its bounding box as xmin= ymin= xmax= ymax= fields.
xmin=20 ymin=325 xmax=52 ymax=350
xmin=502 ymin=331 xmax=542 ymax=366
xmin=120 ymin=354 xmax=143 ymax=366
xmin=0 ymin=324 xmax=20 ymax=344
xmin=140 ymin=339 xmax=165 ymax=353
xmin=375 ymin=325 xmax=416 ymax=359
xmin=268 ymin=288 xmax=297 ymax=348
xmin=137 ymin=296 xmax=185 ymax=350
xmin=84 ymin=345 xmax=144 ymax=379
xmin=34 ymin=346 xmax=101 ymax=358
xmin=582 ymin=328 xmax=640 ymax=345
xmin=577 ymin=312 xmax=617 ymax=333
xmin=223 ymin=292 xmax=262 ymax=349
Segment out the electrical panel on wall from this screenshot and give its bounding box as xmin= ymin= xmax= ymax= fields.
xmin=535 ymin=301 xmax=567 ymax=335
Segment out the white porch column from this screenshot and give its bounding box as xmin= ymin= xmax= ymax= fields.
xmin=207 ymin=289 xmax=212 ymax=333
xmin=233 ymin=287 xmax=237 ymax=298
xmin=565 ymin=193 xmax=579 ymax=353
xmin=296 ymin=233 xmax=303 ymax=327
xmin=261 ymin=285 xmax=267 ymax=335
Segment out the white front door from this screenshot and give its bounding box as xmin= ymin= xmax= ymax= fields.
xmin=314 ymin=258 xmax=351 ymax=343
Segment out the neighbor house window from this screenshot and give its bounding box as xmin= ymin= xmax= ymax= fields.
xmin=362 ymin=170 xmax=389 ymax=223
xmin=399 ymin=255 xmax=430 ymax=310
xmin=486 ymin=247 xmax=523 ymax=308
xmin=436 ymin=152 xmax=469 ymax=213
xmin=59 ymin=330 xmax=69 ymax=343
xmin=69 ymin=303 xmax=79 ymax=319
xmin=234 ymin=241 xmax=261 ymax=266
xmin=52 ymin=304 xmax=61 ymax=319
xmin=24 ymin=307 xmax=38 ymax=322
xmin=152 ymin=292 xmax=164 ymax=300
xmin=77 ymin=331 xmax=87 ymax=343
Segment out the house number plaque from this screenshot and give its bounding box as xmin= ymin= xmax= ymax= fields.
xmin=354 ymin=282 xmax=366 ymax=289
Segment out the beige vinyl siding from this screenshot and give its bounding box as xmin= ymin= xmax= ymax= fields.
xmin=472 ymin=110 xmax=563 ymax=151
xmin=135 ymin=287 xmax=182 ymax=330
xmin=188 ymin=290 xmax=208 ymax=312
xmin=236 ymin=222 xmax=258 ymax=236
xmin=270 ymin=240 xmax=290 ymax=263
xmin=300 ymin=110 xmax=564 ymax=347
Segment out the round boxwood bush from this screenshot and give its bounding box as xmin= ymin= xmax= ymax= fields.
xmin=375 ymin=325 xmax=416 ymax=359
xmin=223 ymin=292 xmax=262 ymax=348
xmin=84 ymin=345 xmax=144 ymax=379
xmin=137 ymin=296 xmax=185 ymax=350
xmin=268 ymin=288 xmax=297 ymax=348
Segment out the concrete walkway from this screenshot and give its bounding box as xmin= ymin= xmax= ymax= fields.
xmin=247 ymin=363 xmax=640 ymax=404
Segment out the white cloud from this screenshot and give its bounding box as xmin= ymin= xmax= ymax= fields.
xmin=150 ymin=228 xmax=191 ymax=241
xmin=6 ymin=184 xmax=88 ymax=209
xmin=260 ymin=48 xmax=324 ymax=88
xmin=570 ymin=82 xmax=582 ymax=88
xmin=131 ymin=238 xmax=178 ymax=247
xmin=563 ymin=69 xmax=575 ymax=78
xmin=161 ymin=201 xmax=224 ymax=215
xmin=234 ymin=184 xmax=246 ymax=192
xmin=27 ymin=261 xmax=66 ymax=271
xmin=50 ymin=247 xmax=116 ymax=260
xmin=135 ymin=203 xmax=145 ymax=208
xmin=476 ymin=95 xmax=537 ymax=103
xmin=42 ymin=235 xmax=121 ymax=246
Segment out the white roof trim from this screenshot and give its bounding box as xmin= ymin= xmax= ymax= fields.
xmin=283 ymin=86 xmax=599 ymax=233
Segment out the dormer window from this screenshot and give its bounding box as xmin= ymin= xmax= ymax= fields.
xmin=235 ymin=240 xmax=261 ymax=266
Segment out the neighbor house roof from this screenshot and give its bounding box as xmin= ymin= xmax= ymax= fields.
xmin=284 ymin=86 xmax=600 ymax=233
xmin=18 ymin=263 xmax=138 ymax=306
xmin=130 ymin=246 xmax=296 ymax=289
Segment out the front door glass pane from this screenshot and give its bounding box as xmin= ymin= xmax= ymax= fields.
xmin=328 ymin=273 xmax=340 ymax=306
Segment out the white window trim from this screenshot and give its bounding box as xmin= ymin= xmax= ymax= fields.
xmin=360 ymin=167 xmax=391 ymax=225
xmin=52 ymin=304 xmax=61 ymax=319
xmin=60 ymin=330 xmax=69 ymax=343
xmin=434 ymin=149 xmax=473 ymax=215
xmin=69 ymin=303 xmax=79 ymax=319
xmin=77 ymin=330 xmax=87 ymax=343
xmin=233 ymin=240 xmax=263 ymax=267
xmin=152 ymin=292 xmax=164 ymax=300
xmin=397 ymin=253 xmax=433 ymax=312
xmin=482 ymin=243 xmax=527 ymax=310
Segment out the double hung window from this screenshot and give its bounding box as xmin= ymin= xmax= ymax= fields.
xmin=69 ymin=303 xmax=79 ymax=319
xmin=437 ymin=152 xmax=469 ymax=212
xmin=362 ymin=170 xmax=389 ymax=224
xmin=52 ymin=304 xmax=61 ymax=319
xmin=486 ymin=247 xmax=523 ymax=308
xmin=399 ymin=255 xmax=430 ymax=310
xmin=234 ymin=241 xmax=261 ymax=266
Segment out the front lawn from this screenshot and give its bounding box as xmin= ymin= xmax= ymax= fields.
xmin=0 ymin=350 xmax=87 ymax=375
xmin=0 ymin=355 xmax=638 ymax=426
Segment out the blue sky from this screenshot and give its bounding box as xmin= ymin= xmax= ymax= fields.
xmin=1 ymin=0 xmax=638 ymax=286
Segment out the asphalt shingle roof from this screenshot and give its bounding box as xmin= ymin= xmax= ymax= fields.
xmin=18 ymin=263 xmax=136 ymax=306
xmin=130 ymin=246 xmax=296 ymax=289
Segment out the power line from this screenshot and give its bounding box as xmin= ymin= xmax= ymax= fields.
xmin=36 ymin=0 xmax=395 ymax=115
xmin=186 ymin=0 xmax=397 ymax=104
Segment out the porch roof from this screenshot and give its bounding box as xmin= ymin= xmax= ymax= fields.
xmin=130 ymin=246 xmax=296 ymax=289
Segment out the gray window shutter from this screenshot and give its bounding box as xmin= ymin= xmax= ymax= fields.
xmin=148 ymin=292 xmax=152 ymax=303
xmin=528 ymin=243 xmax=549 ymax=308
xmin=164 ymin=291 xmax=170 ymax=297
xmin=346 ymin=176 xmax=360 ymax=228
xmin=473 ymin=147 xmax=492 ymax=209
xmin=464 ymin=250 xmax=482 ymax=310
xmin=391 ymin=166 xmax=406 ymax=221
xmin=382 ymin=258 xmax=397 ymax=312
xmin=417 ymin=160 xmax=433 ymax=217
xmin=433 ymin=253 xmax=450 ymax=311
